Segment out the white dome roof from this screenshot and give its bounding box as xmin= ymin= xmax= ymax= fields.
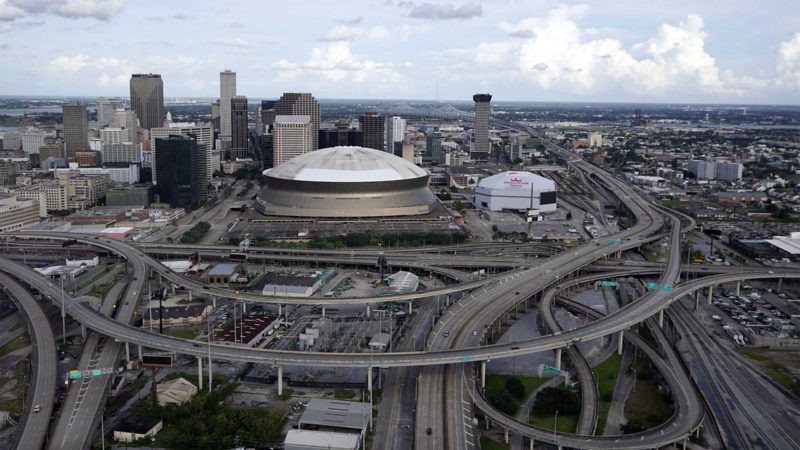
xmin=477 ymin=171 xmax=555 ymax=191
xmin=267 ymin=146 xmax=427 ymax=182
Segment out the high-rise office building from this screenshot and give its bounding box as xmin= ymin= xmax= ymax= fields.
xmin=471 ymin=93 xmax=491 ymax=161
xmin=63 ymin=101 xmax=89 ymax=158
xmin=96 ymin=97 xmax=124 ymax=126
xmin=102 ymin=142 xmax=142 ymax=165
xmin=273 ymin=115 xmax=312 ymax=167
xmin=386 ymin=116 xmax=406 ymax=150
xmin=111 ymin=109 xmax=140 ymax=144
xmin=426 ymin=133 xmax=443 ymax=162
xmin=21 ymin=131 xmax=46 ymax=155
xmin=359 ymin=112 xmax=384 ymax=152
xmin=688 ymin=160 xmax=716 ymax=180
xmin=258 ymin=100 xmax=276 ymax=136
xmin=319 ymin=119 xmax=362 ymax=149
xmin=219 ymin=70 xmax=236 ymax=139
xmin=130 ymin=74 xmax=164 ymax=130
xmin=150 ymin=123 xmax=213 ymax=185
xmin=230 ymin=95 xmax=249 ymax=160
xmin=99 ymin=127 xmax=129 ymax=145
xmin=211 ymin=99 xmax=221 ymax=132
xmin=275 ymin=93 xmax=320 ymax=150
xmin=154 ymin=135 xmax=208 ymax=209
xmin=714 ymin=161 xmax=743 ymax=181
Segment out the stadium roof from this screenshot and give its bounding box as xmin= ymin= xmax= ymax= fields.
xmin=266 ymin=146 xmax=427 ymax=183
xmin=477 ymin=171 xmax=555 ymax=191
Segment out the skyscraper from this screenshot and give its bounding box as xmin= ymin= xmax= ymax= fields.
xmin=211 ymin=99 xmax=221 ymax=132
xmin=359 ymin=112 xmax=384 ymax=152
xmin=275 ymin=93 xmax=320 ymax=150
xmin=259 ymin=100 xmax=276 ymax=135
xmin=150 ymin=123 xmax=213 ymax=186
xmin=471 ymin=93 xmax=491 ymax=161
xmin=219 ymin=70 xmax=236 ymax=139
xmin=154 ymin=134 xmax=208 ymax=209
xmin=129 ymin=74 xmax=164 ymax=130
xmin=63 ymin=101 xmax=89 ymax=158
xmin=386 ymin=116 xmax=406 ymax=151
xmin=96 ymin=97 xmax=124 ymax=126
xmin=230 ymin=95 xmax=249 ymax=160
xmin=273 ymin=115 xmax=312 ymax=167
xmin=714 ymin=161 xmax=743 ymax=181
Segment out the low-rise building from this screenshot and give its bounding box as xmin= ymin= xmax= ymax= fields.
xmin=284 ymin=429 xmax=361 ymax=450
xmin=297 ymin=399 xmax=371 ymax=447
xmin=113 ymin=417 xmax=163 ymax=443
xmin=143 ymin=303 xmax=212 ymax=327
xmin=156 ymin=377 xmax=198 ymax=406
xmin=215 ymin=315 xmax=278 ymax=347
xmin=0 ymin=196 xmax=40 ymax=232
xmin=713 ymin=191 xmax=768 ymax=207
xmin=206 ymin=263 xmax=245 ymax=284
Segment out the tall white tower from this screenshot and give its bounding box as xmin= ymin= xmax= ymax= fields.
xmin=219 ymin=70 xmax=236 ymax=139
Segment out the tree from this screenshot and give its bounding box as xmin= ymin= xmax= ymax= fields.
xmin=512 ymin=157 xmax=523 ymax=165
xmin=532 ymin=387 xmax=580 ymax=416
xmin=505 ymin=377 xmax=525 ymax=398
xmin=449 ymin=185 xmax=458 ymax=193
xmin=489 ymin=390 xmax=517 ymax=415
xmin=453 ymin=200 xmax=465 ymax=213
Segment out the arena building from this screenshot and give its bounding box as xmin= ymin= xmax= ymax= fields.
xmin=254 ymin=146 xmax=437 ymax=218
xmin=473 ymin=171 xmax=557 ymax=213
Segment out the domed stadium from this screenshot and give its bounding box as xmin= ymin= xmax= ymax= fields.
xmin=254 ymin=146 xmax=437 ymax=217
xmin=473 ymin=171 xmax=557 ymax=213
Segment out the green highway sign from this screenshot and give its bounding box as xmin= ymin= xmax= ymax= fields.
xmin=68 ymin=370 xmax=82 ymax=379
xmin=599 ymin=281 xmax=618 ymax=287
xmin=542 ymin=365 xmax=562 ymax=375
xmin=661 ymin=285 xmax=673 ymax=292
xmin=607 ymin=239 xmax=620 ymax=244
xmin=647 ymin=282 xmax=658 ymax=290
xmin=462 ymin=355 xmax=472 ymax=362
xmin=91 ymin=369 xmax=103 ymax=376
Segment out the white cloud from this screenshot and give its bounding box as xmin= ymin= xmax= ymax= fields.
xmin=48 ymin=53 xmax=132 ymax=87
xmin=272 ymin=41 xmax=412 ymax=93
xmin=777 ymin=32 xmax=800 ymax=87
xmin=336 ymin=16 xmax=362 ymax=25
xmin=205 ymin=37 xmax=249 ymax=48
xmin=320 ymin=24 xmax=389 ymax=42
xmin=0 ymin=0 xmax=123 ymax=32
xmin=408 ymin=2 xmax=482 ymax=20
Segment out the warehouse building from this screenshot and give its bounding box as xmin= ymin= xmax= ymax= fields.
xmin=473 ymin=171 xmax=557 ymax=213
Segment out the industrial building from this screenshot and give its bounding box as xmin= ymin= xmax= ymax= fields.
xmin=473 ymin=171 xmax=557 ymax=213
xmin=255 ymin=270 xmax=336 ymax=297
xmin=296 ymin=399 xmax=370 ymax=447
xmin=215 ymin=315 xmax=278 ymax=347
xmin=254 ymin=146 xmax=437 ymax=218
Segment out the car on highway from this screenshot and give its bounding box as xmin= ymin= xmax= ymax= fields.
xmin=33 ymin=405 xmax=40 ymax=413
xmin=472 ymin=331 xmax=478 ymax=336
xmin=510 ymin=346 xmax=520 ymax=350
xmin=425 ymin=427 xmax=432 ymax=435
xmin=442 ymin=331 xmax=449 ymax=337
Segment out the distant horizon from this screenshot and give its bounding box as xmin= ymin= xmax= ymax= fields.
xmin=2 ymin=94 xmax=800 ymax=108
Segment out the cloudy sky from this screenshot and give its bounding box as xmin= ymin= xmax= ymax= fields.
xmin=1 ymin=0 xmax=800 ymax=103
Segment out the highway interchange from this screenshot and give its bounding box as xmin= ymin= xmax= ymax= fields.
xmin=1 ymin=126 xmax=798 ymax=449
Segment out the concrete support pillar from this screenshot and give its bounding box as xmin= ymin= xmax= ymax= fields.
xmin=735 ymin=282 xmax=741 ymax=297
xmin=137 ymin=344 xmax=143 ymax=361
xmin=188 ymin=290 xmax=192 ymax=302
xmin=778 ymin=278 xmax=783 ymax=293
xmin=321 ymin=307 xmax=326 ymax=318
xmin=81 ymin=324 xmax=87 ymax=340
xmin=277 ymin=365 xmax=283 ymax=396
xmin=480 ymin=361 xmax=486 ymax=390
xmin=278 ymin=304 xmax=282 ymax=317
xmin=707 ymin=286 xmax=714 ymax=305
xmin=208 ymin=357 xmax=213 ymax=392
xmin=198 ymin=357 xmax=203 ymax=390
xmin=366 ymin=304 xmax=371 ymax=317
xmin=408 ymin=301 xmax=413 ymax=315
xmin=125 ymin=342 xmax=130 ymax=361
xmin=617 ymin=331 xmax=624 ymax=355
xmin=695 ymin=426 xmax=700 ymax=438
xmin=367 ymin=367 xmax=373 ymax=395
xmin=555 ymin=347 xmax=564 ymax=370
xmin=694 ymin=292 xmax=700 ymax=311
xmin=504 ymin=429 xmax=509 ymax=444
xmin=683 ymin=439 xmax=687 ymax=450
xmin=212 ymin=295 xmax=216 ymax=309
xmin=242 ymin=302 xmax=246 ymax=314
xmin=171 ymin=284 xmax=176 ymax=295
xmin=529 ymin=438 xmax=534 ymax=450
xmin=658 ymin=309 xmax=664 ymax=328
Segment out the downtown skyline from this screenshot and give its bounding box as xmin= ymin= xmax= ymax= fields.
xmin=0 ymin=0 xmax=799 ymax=104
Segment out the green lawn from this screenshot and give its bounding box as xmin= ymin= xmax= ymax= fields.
xmin=485 ymin=374 xmax=549 ymax=415
xmin=480 ymin=435 xmax=509 ymax=450
xmin=529 ymin=413 xmax=578 ymax=433
xmin=592 ymin=353 xmax=622 ymax=433
xmin=164 ymin=329 xmax=196 ymax=339
xmin=624 ymin=379 xmax=673 ymax=428
xmin=737 ymin=347 xmax=798 ymax=391
xmin=0 ymin=334 xmax=30 ymax=357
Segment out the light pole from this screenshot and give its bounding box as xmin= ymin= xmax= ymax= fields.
xmin=60 ymin=275 xmax=66 ymax=344
xmin=553 ymin=410 xmax=558 ymax=446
